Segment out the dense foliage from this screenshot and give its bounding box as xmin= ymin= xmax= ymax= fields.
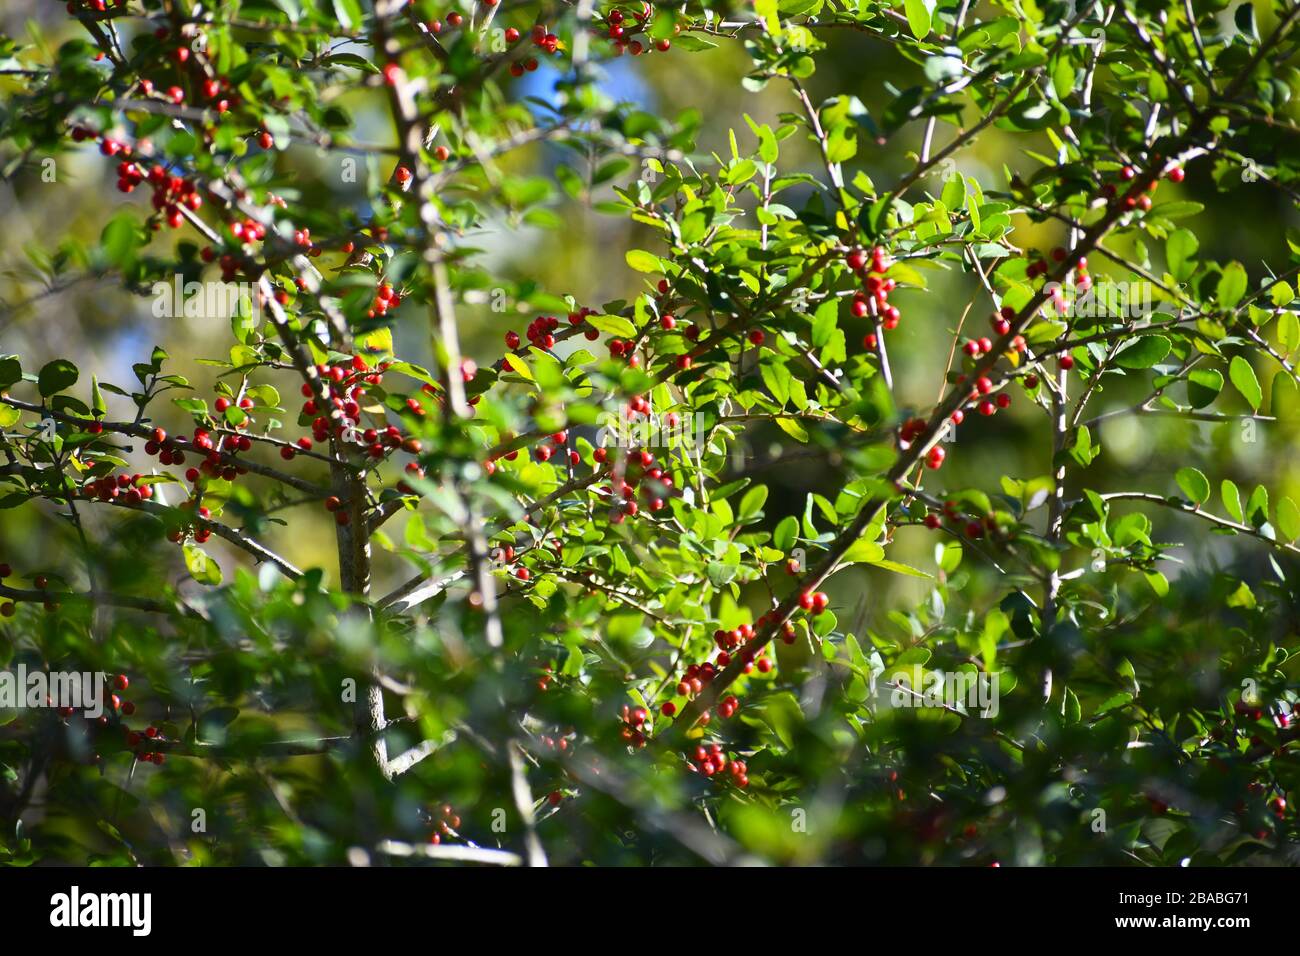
xmin=1 ymin=0 xmax=1300 ymax=866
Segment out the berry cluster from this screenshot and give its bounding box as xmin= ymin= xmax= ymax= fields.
xmin=620 ymin=704 xmax=650 ymax=748
xmin=595 ymin=447 xmax=677 ymax=520
xmin=898 ymin=417 xmax=946 ymax=470
xmin=290 ymin=357 xmax=415 ymax=472
xmin=49 ymin=673 xmax=168 ymax=766
xmin=506 ymin=24 xmax=563 ymax=75
xmin=689 ymin=742 xmax=749 ymax=787
xmin=368 ymin=282 xmax=402 ymax=319
xmin=599 ymin=5 xmax=676 ymax=56
xmin=921 ymin=499 xmax=1009 ymax=541
xmin=845 ymin=246 xmax=900 ymax=344
xmin=427 ymin=803 xmax=460 ymax=845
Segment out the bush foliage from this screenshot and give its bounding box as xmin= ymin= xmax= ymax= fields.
xmin=1 ymin=0 xmax=1300 ymax=865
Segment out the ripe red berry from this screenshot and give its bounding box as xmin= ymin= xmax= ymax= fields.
xmin=661 ymin=701 xmax=676 ymax=716
xmin=925 ymin=446 xmax=946 ymax=469
xmin=1059 ymin=354 xmax=1075 ymax=370
xmin=747 ymin=329 xmax=765 ymax=346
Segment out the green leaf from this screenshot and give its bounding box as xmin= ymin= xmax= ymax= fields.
xmin=1114 ymin=334 xmax=1170 ymax=369
xmin=738 ymin=485 xmax=769 ymax=521
xmin=0 ymin=357 xmax=20 ymax=390
xmin=1246 ymin=485 xmax=1269 ymax=528
xmin=1277 ymin=496 xmax=1300 ymax=543
xmin=904 ymin=0 xmax=934 ymax=38
xmin=1166 ymin=228 xmax=1198 ymax=282
xmin=183 ymin=545 xmax=222 ymax=586
xmin=1186 ymin=368 xmax=1223 ymax=408
xmin=1221 ymin=480 xmax=1243 ymax=523
xmin=503 ymin=353 xmax=533 ymax=381
xmin=37 ymin=359 xmax=78 ymax=397
xmin=1175 ymin=467 xmax=1210 ymax=505
xmin=811 ymin=298 xmax=837 ymax=350
xmin=772 ymin=515 xmax=798 ymax=552
xmin=1228 ymin=355 xmax=1261 ymax=411
xmin=625 ymin=250 xmax=661 ymax=273
xmin=1278 ymin=310 xmax=1300 ymax=355
xmin=841 ymin=539 xmax=885 ymax=564
xmin=90 ymin=376 xmax=106 ymax=416
xmin=100 ymin=213 xmax=139 ymax=269
xmin=760 ymin=361 xmax=792 ymax=407
xmin=1217 ymin=262 xmax=1247 ymax=309
xmin=584 ymin=314 xmax=637 ymax=338
xmin=775 ymin=417 xmax=809 ymax=442
xmin=869 ymin=558 xmax=931 ymax=578
xmin=331 ymin=0 xmax=362 ymax=30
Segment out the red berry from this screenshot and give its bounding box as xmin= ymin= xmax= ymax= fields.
xmin=1059 ymin=354 xmax=1075 ymax=370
